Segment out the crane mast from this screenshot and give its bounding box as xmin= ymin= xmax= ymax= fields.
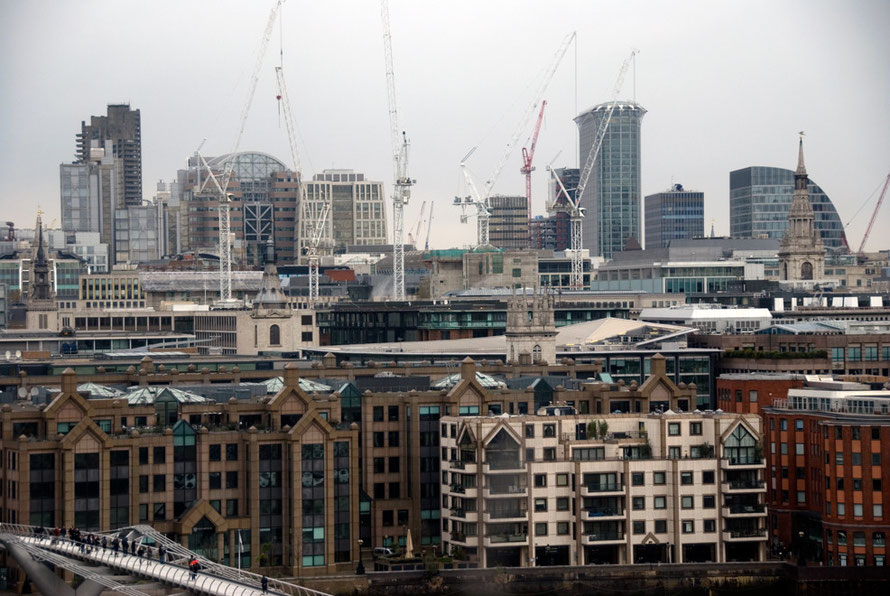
xmin=565 ymin=49 xmax=637 ymax=289
xmin=424 ymin=201 xmax=434 ymax=250
xmin=455 ymin=32 xmax=574 ymax=248
xmin=521 ymin=100 xmax=547 ymax=220
xmin=381 ymin=0 xmax=413 ymax=301
xmin=857 ymin=172 xmax=890 ymax=254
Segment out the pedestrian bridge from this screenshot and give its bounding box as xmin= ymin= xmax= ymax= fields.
xmin=0 ymin=524 xmax=331 ymax=596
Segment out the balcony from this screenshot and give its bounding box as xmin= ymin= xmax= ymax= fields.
xmin=450 ymin=508 xmax=466 ymax=519
xmin=451 ymin=459 xmax=476 ymax=472
xmin=483 ymin=461 xmax=526 ymax=473
xmin=585 ymin=531 xmax=625 ymax=544
xmin=450 ymin=532 xmax=468 ymax=543
xmin=721 ymin=457 xmax=763 ymax=469
xmin=485 ymin=533 xmax=528 ymax=547
xmin=450 ymin=484 xmax=467 ymax=494
xmin=484 ymin=509 xmax=527 ymax=522
xmin=723 ymin=528 xmax=767 ymax=541
xmin=584 ymin=508 xmax=625 ymax=520
xmin=485 ymin=485 xmax=527 ymax=497
xmin=723 ymin=504 xmax=766 ymax=517
xmin=723 ymin=479 xmax=766 ymax=492
xmin=583 ymin=483 xmax=624 ymax=495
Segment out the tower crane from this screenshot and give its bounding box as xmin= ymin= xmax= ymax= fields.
xmin=408 ymin=200 xmax=427 ymax=247
xmin=857 ymin=171 xmax=890 ymax=255
xmin=198 ymin=0 xmax=282 ymax=303
xmin=274 ymin=66 xmax=302 ymax=176
xmin=424 ymin=201 xmax=434 ymax=250
xmin=454 ymin=32 xmax=575 ymax=247
xmin=521 ymin=100 xmax=547 ymax=218
xmin=560 ymin=49 xmax=637 ymax=289
xmin=380 ymin=0 xmax=414 ymax=300
xmin=306 ymin=202 xmax=331 ymax=305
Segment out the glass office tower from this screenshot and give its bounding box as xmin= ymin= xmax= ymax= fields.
xmin=644 ymin=185 xmax=705 ymax=249
xmin=575 ymin=102 xmax=646 ymax=259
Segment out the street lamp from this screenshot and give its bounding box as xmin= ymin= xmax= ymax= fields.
xmin=356 ymin=539 xmax=365 ymax=575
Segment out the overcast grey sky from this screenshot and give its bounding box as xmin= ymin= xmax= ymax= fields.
xmin=1 ymin=0 xmax=888 ymax=251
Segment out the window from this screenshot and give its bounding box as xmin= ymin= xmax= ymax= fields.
xmin=668 ymin=423 xmax=680 ymax=436
xmin=557 ymin=521 xmax=570 ymax=535
xmin=382 ymin=510 xmax=393 ymax=526
xmin=852 ymin=452 xmax=862 ymax=465
xmin=681 ymin=496 xmax=694 ymax=509
xmin=389 ymin=457 xmax=400 ymax=474
xmin=373 ymin=458 xmax=385 ymax=474
xmin=681 ymin=471 xmax=693 ymax=485
xmin=703 ymin=519 xmax=716 ymax=533
xmin=781 ymin=443 xmax=788 ymax=455
xmin=873 ymin=453 xmax=882 ymax=466
xmin=373 ymin=406 xmax=384 ymax=422
xmin=556 ymin=473 xmax=568 ymax=487
xmin=853 ymin=532 xmax=866 ymax=547
xmin=226 ymin=500 xmax=238 ymax=517
xmin=269 ymin=324 xmax=280 ymax=346
xmin=139 ymin=475 xmax=148 ymax=493
xmin=874 ymin=532 xmax=886 ymax=547
xmin=226 ymin=471 xmax=238 ymax=489
xmin=703 ymin=495 xmax=715 ymax=509
xmin=837 ymin=503 xmax=845 ymax=517
xmin=388 ymin=431 xmax=399 ymax=447
xmin=525 ymin=425 xmax=535 ymax=438
xmin=682 ymin=520 xmax=694 ymax=534
xmin=543 ymin=424 xmax=556 ymax=438
xmin=373 ymin=432 xmax=384 ymax=447
xmin=633 ymin=521 xmax=646 ymax=535
xmin=780 ymin=419 xmax=787 ymax=431
xmin=836 ymin=452 xmax=844 ymax=465
xmin=388 ymin=405 xmax=399 ymax=422
xmin=632 ymin=496 xmax=645 ymax=510
xmin=654 ymin=496 xmax=667 ymax=509
xmin=854 ymin=503 xmax=863 ymax=517
xmin=690 ymin=422 xmax=702 ymax=436
xmin=795 ymin=444 xmax=805 ymax=455
xmin=209 ymin=444 xmax=221 ymax=461
xmin=374 ymin=483 xmax=385 ymax=499
xmin=534 ymin=474 xmax=547 ymax=488
xmin=153 ymin=474 xmax=165 ymax=492
xmin=138 ymin=447 xmax=148 ymax=465
xmin=631 ymin=472 xmax=644 ymax=486
xmin=795 ymin=419 xmax=804 ymax=431
xmin=226 ymin=444 xmax=238 ymax=461
xmin=797 ymin=491 xmax=806 ymax=504
xmin=653 ymin=471 xmax=666 ymax=485
xmin=209 ymin=472 xmax=221 ymax=490
xmin=702 ymin=470 xmax=715 ymax=484
xmin=875 ymin=504 xmax=884 ymax=518
xmin=534 ymin=498 xmax=547 ymax=512
xmin=535 ymin=522 xmax=548 ymax=536
xmin=837 ymin=531 xmax=847 ymax=545
xmin=543 ymin=447 xmax=556 ymax=461
xmin=556 ymin=497 xmax=569 ymax=511
xmin=153 ymin=503 xmax=166 ymax=520
xmin=655 ymin=520 xmax=667 ymax=533
xmin=749 ymin=390 xmax=758 ymax=403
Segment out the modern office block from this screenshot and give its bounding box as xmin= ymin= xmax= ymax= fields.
xmin=645 ymin=184 xmax=704 ymax=249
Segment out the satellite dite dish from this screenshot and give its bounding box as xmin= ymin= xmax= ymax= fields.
xmin=15 ymin=350 xmax=21 ymax=358
xmin=4 ymin=351 xmax=9 ymax=361
xmin=17 ymin=387 xmax=27 ymax=399
xmin=30 ymin=387 xmax=38 ymax=397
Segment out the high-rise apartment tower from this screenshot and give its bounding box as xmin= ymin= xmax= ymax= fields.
xmin=76 ymin=104 xmax=142 ymax=205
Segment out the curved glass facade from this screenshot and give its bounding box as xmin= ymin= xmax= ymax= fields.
xmin=206 ymin=152 xmax=288 ymax=202
xmin=729 ymin=166 xmax=848 ymax=251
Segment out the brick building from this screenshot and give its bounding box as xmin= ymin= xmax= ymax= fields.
xmin=762 ymin=382 xmax=890 ymax=566
xmin=717 ymin=373 xmax=805 ymax=415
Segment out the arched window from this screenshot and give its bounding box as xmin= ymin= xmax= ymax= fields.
xmin=801 ymin=262 xmax=813 ymax=280
xmin=724 ymin=424 xmax=758 ymax=464
xmin=269 ymin=324 xmax=280 ymax=346
xmin=533 ymin=344 xmax=542 ymax=363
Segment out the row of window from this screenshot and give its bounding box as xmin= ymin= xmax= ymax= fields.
xmin=826 ymin=502 xmax=883 ymax=518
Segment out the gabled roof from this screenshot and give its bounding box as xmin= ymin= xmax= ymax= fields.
xmin=125 ymin=386 xmax=211 ymax=405
xmin=432 ymin=372 xmax=506 ymax=390
xmin=263 ymin=376 xmax=332 ymax=394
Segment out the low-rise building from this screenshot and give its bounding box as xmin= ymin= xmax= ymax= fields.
xmin=762 ymin=381 xmax=890 ymax=566
xmin=640 ymin=305 xmax=772 ymax=334
xmin=439 ymin=356 xmax=766 ymax=567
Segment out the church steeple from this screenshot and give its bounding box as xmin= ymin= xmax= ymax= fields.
xmin=794 ymin=133 xmax=808 ymax=191
xmin=778 ymin=134 xmax=824 ymax=282
xmin=30 ymin=211 xmax=53 ymax=303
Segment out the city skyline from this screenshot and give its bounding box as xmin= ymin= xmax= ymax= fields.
xmin=1 ymin=0 xmax=889 ymax=251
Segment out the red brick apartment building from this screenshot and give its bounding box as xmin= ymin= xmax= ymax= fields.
xmin=717 ymin=373 xmax=805 ymax=415
xmin=761 ymin=382 xmax=890 ymax=567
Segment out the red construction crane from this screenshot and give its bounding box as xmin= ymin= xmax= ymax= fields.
xmin=858 ymin=171 xmax=890 ymax=254
xmin=521 ymin=100 xmax=547 ymax=219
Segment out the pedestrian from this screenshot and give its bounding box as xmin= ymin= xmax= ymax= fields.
xmin=261 ymin=575 xmax=268 ymax=594
xmin=102 ymin=536 xmax=108 ymax=550
xmin=158 ymin=545 xmax=165 ymax=562
xmin=131 ymin=541 xmax=137 ymax=555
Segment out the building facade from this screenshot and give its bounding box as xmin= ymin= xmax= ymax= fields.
xmin=644 ymin=184 xmax=704 ymax=249
xmin=76 ymin=104 xmax=142 ymax=207
xmin=439 ymin=357 xmax=766 ymax=567
xmin=729 ymin=166 xmax=847 ymax=251
xmin=762 ymin=384 xmax=890 ymax=566
xmin=488 ymin=195 xmax=529 ymax=250
xmin=575 ymin=102 xmax=646 ymax=259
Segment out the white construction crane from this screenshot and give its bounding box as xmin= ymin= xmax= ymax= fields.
xmin=198 ymin=0 xmax=282 ymax=303
xmin=274 ymin=66 xmax=302 ymax=176
xmin=381 ymin=0 xmax=414 ymax=300
xmin=561 ymin=49 xmax=637 ymax=289
xmin=408 ymin=200 xmax=427 ymax=247
xmin=455 ymin=32 xmax=575 ymax=247
xmin=306 ymin=202 xmax=331 ymax=304
xmin=424 ymin=201 xmax=434 ymax=250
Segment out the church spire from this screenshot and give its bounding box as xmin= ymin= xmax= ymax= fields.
xmin=795 ymin=132 xmax=808 ymax=191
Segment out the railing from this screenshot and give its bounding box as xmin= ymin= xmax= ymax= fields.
xmin=725 ymin=457 xmax=763 ymax=466
xmin=727 ymin=504 xmax=765 ymax=514
xmin=0 ymin=523 xmax=331 ymax=596
xmin=488 ymin=533 xmax=528 ymax=543
xmin=726 ymin=528 xmax=767 ymax=538
xmin=450 ymin=508 xmax=466 ymax=518
xmin=728 ymin=479 xmax=765 ymax=489
xmin=486 ymin=509 xmax=525 ymax=520
xmin=586 ymin=532 xmax=625 ymax=542
xmin=484 ymin=460 xmax=526 ymax=471
xmin=585 ymin=483 xmax=624 ymax=492
xmin=585 ymin=508 xmax=624 ymax=518
xmin=450 ymin=460 xmax=467 ymax=470
xmin=486 ymin=485 xmax=527 ymax=495
xmin=450 ymin=484 xmax=467 ymax=494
